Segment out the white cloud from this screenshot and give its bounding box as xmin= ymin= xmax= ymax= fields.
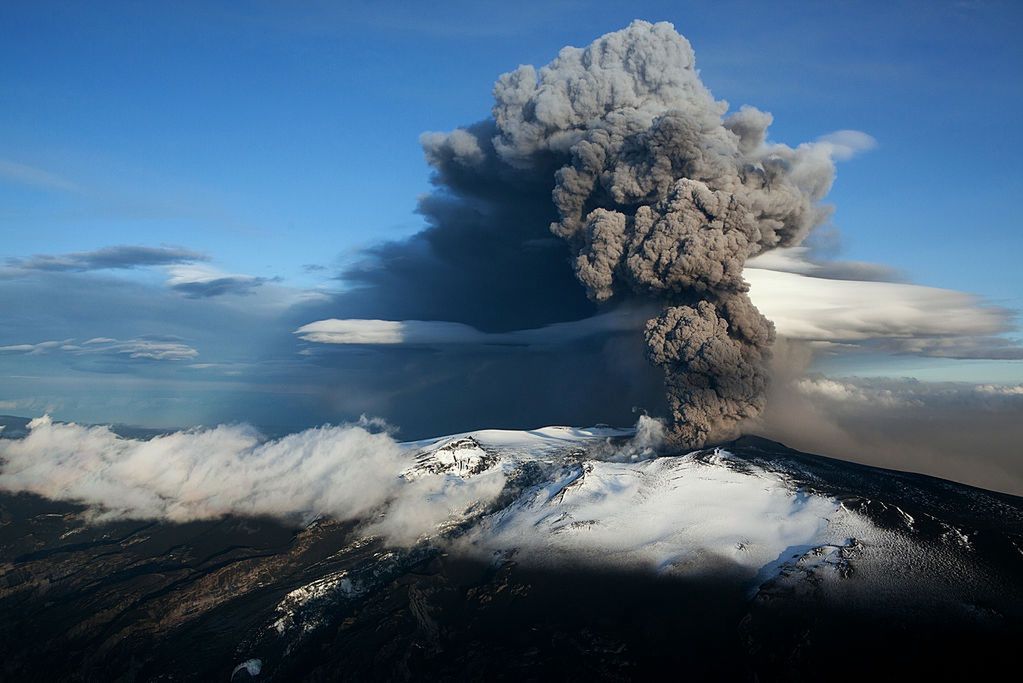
xmin=745 ymin=247 xmax=820 ymax=275
xmin=794 ymin=377 xmax=913 ymax=408
xmin=0 ymin=416 xmax=405 ymax=523
xmin=295 ymin=319 xmax=484 ymax=345
xmin=746 ymin=246 xmax=901 ymax=282
xmin=0 ymin=416 xmax=511 ymax=540
xmin=744 ymin=267 xmax=1020 ymax=358
xmin=165 ymin=263 xmax=327 ymax=308
xmin=0 ymin=337 xmax=198 ymax=361
xmin=0 ymin=339 xmax=77 ymax=354
xmin=295 ymin=307 xmax=655 ymax=348
xmin=106 ymin=338 xmax=199 ymax=361
xmin=976 ymin=384 xmax=1023 ymax=396
xmin=165 ymin=264 xmax=270 ymax=298
xmin=815 ymin=129 xmax=878 ymax=161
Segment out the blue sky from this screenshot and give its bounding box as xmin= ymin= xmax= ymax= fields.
xmin=2 ymin=1 xmax=1021 ymax=431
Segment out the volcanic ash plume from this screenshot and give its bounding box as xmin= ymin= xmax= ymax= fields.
xmin=422 ymin=21 xmax=838 ymax=446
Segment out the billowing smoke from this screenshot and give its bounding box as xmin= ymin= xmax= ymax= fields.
xmin=421 ymin=21 xmax=838 ymax=446
xmin=0 ymin=416 xmax=406 ymax=523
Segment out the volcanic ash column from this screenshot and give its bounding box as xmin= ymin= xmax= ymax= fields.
xmin=422 ymin=21 xmax=838 ymax=446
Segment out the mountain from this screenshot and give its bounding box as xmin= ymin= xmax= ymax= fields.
xmin=1 ymin=426 xmax=1020 ymax=680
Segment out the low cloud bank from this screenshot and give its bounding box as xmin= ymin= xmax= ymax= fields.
xmin=0 ymin=416 xmax=523 ymax=543
xmin=0 ymin=416 xmax=406 ymax=523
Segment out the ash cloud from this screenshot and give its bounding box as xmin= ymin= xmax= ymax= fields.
xmin=419 ymin=21 xmax=843 ymax=446
xmin=753 ymin=346 xmax=1023 ymax=495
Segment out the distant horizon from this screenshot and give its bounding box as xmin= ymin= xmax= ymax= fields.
xmin=4 ymin=408 xmax=1022 ymax=499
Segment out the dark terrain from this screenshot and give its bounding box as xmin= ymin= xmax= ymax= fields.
xmin=1 ymin=433 xmax=1021 ymax=681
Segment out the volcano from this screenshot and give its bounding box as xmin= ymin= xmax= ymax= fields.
xmin=1 ymin=426 xmax=1021 ymax=680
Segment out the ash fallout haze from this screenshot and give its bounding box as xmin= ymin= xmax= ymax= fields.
xmin=1 ymin=2 xmax=1022 ymax=680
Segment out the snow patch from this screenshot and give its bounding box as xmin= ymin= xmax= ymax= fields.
xmin=457 ymin=452 xmax=845 ymax=582
xmin=271 ymin=570 xmax=364 ymax=635
xmin=231 ymin=658 xmax=262 ymax=679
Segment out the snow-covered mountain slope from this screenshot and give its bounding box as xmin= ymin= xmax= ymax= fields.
xmin=1 ymin=426 xmax=1020 ymax=680
xmin=458 ymin=451 xmax=846 ymax=578
xmin=394 ymin=426 xmax=1008 ymax=587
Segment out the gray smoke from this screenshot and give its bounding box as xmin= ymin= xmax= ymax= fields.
xmin=421 ymin=21 xmax=838 ymax=446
